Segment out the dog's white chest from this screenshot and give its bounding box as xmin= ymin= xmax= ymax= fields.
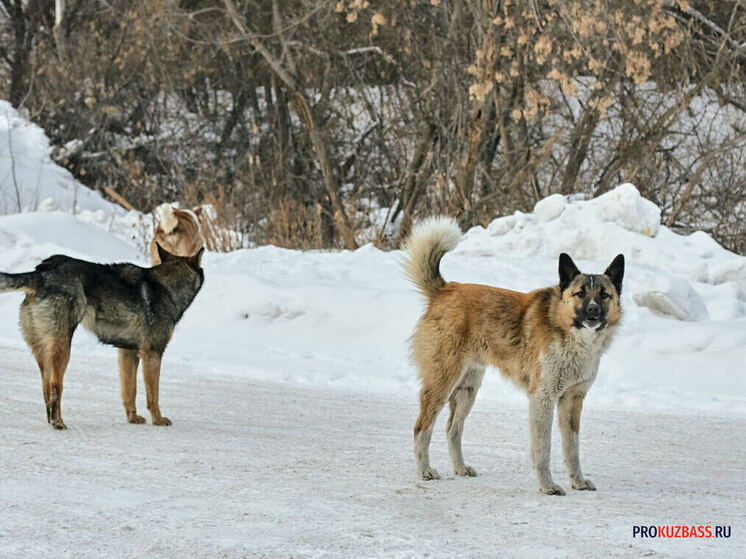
xmin=541 ymin=330 xmax=608 ymax=390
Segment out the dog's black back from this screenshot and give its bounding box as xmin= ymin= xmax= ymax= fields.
xmin=3 ymin=251 xmax=204 ymax=352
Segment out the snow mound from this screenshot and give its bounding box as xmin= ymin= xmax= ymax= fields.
xmin=0 ymin=101 xmax=158 ymax=256
xmin=533 ymin=193 xmax=566 ymax=222
xmin=0 ymin=101 xmax=121 ymax=216
xmin=0 ymin=211 xmax=142 ymax=271
xmin=463 ymin=183 xmax=664 ymax=261
xmin=593 ymin=182 xmax=661 ymax=237
xmin=633 ymin=276 xmax=710 ymax=321
xmin=459 ymin=184 xmax=745 ymax=319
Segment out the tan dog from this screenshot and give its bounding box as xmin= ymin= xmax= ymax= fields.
xmin=403 ymin=217 xmax=624 ymax=495
xmin=150 ymin=204 xmax=205 ymax=265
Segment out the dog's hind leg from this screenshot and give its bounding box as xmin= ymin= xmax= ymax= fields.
xmin=414 ymin=358 xmax=466 ymax=480
xmin=446 ymin=366 xmax=485 ymax=477
xmin=141 ymin=350 xmax=171 ymax=426
xmin=118 ymin=349 xmax=145 ymax=424
xmin=31 ymin=350 xmax=51 ymax=422
xmin=21 ymin=303 xmax=51 ymax=424
xmin=22 ymin=306 xmax=65 ymax=427
xmin=33 ymin=349 xmax=52 ymax=423
xmin=45 ymin=338 xmax=72 ymax=430
xmin=21 ymin=295 xmax=80 ymax=429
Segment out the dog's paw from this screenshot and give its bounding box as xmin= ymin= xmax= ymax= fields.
xmin=419 ymin=467 xmax=440 ymax=480
xmin=454 ymin=465 xmax=478 ymax=477
xmin=153 ymin=417 xmax=172 ymax=426
xmin=571 ymin=478 xmax=596 ymax=491
xmin=539 ymin=483 xmax=566 ymax=496
xmin=51 ymin=420 xmax=67 ymax=430
xmin=127 ymin=414 xmax=146 ymax=424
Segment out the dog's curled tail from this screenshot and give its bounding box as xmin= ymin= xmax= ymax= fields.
xmin=402 ymin=216 xmax=461 ymax=300
xmin=0 ymin=271 xmax=36 ymax=294
xmin=157 ymin=203 xmax=179 ymax=234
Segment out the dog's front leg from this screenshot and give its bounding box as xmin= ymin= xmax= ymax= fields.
xmin=558 ymin=388 xmax=595 ymax=491
xmin=529 ymin=390 xmax=564 ymax=495
xmin=141 ymin=350 xmax=171 ymax=426
xmin=118 ymin=348 xmax=145 ymax=424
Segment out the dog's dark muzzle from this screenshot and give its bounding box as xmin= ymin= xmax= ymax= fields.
xmin=583 ymin=301 xmax=604 ymax=329
xmin=585 ymin=301 xmax=600 ymax=320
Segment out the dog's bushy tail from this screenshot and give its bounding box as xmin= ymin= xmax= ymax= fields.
xmin=402 ymin=216 xmax=461 ymax=300
xmin=0 ymin=271 xmax=37 ymax=294
xmin=157 ymin=203 xmax=179 ymax=234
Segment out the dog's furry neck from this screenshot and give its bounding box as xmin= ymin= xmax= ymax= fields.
xmin=148 ymin=262 xmax=203 ymax=321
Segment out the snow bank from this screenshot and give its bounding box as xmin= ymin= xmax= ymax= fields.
xmin=0 ymin=101 xmax=121 ymax=216
xmin=633 ymin=276 xmax=710 ymax=321
xmin=459 ymin=184 xmax=745 ymax=319
xmin=0 ymin=210 xmax=142 ymax=268
xmin=461 ymin=183 xmax=665 ymax=261
xmin=449 ymin=185 xmax=746 ymax=412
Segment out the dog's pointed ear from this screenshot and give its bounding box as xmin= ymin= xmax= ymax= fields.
xmin=558 ymin=253 xmax=580 ymax=292
xmin=189 ymin=247 xmax=204 ymax=269
xmin=604 ymin=254 xmax=625 ymax=295
xmin=156 ymin=242 xmax=173 ymax=264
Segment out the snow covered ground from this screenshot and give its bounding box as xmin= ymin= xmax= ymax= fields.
xmin=1 ymin=344 xmax=744 ymax=558
xmin=1 ymin=102 xmax=745 ymax=557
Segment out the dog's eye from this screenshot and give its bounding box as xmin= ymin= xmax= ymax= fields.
xmin=573 ymin=291 xmax=585 ymax=298
xmin=600 ymin=292 xmax=611 ymax=300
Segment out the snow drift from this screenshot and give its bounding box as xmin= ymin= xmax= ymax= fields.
xmin=0 ymin=101 xmax=120 ymax=216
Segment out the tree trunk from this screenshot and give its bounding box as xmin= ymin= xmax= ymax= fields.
xmin=9 ymin=0 xmax=30 ymax=107
xmin=53 ymin=0 xmax=68 ymax=62
xmin=393 ymin=121 xmax=438 ymax=243
xmin=560 ymin=105 xmax=600 ymax=194
xmin=452 ymin=0 xmax=498 ymax=225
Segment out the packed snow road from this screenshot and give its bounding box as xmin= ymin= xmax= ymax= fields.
xmin=0 ymin=341 xmax=743 ymax=558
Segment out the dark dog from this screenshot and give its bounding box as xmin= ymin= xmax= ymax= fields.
xmin=0 ymin=244 xmax=204 ymax=429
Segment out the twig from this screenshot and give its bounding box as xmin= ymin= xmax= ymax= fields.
xmin=102 ymin=186 xmax=135 ymax=211
xmin=6 ymin=115 xmax=22 ymax=212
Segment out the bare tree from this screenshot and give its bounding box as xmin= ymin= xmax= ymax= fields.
xmin=1 ymin=0 xmax=744 ymax=253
